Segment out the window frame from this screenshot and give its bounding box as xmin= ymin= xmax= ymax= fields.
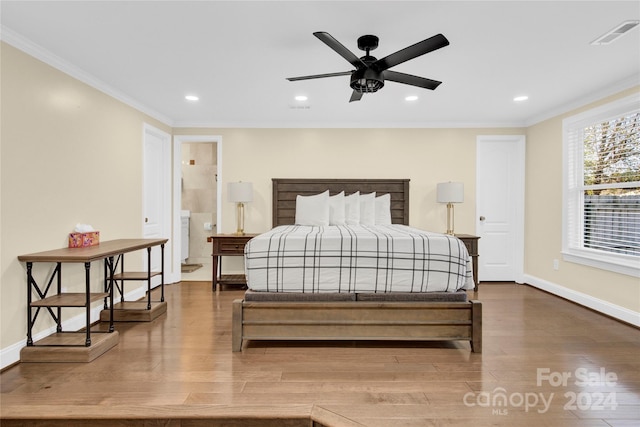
xmin=562 ymin=93 xmax=640 ymax=278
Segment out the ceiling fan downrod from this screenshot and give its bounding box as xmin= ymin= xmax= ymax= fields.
xmin=351 ymin=35 xmax=384 ymax=93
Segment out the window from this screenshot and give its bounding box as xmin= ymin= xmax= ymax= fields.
xmin=563 ymin=93 xmax=640 ymax=277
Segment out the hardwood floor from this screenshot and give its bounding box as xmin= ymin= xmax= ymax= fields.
xmin=1 ymin=282 xmax=639 ymax=426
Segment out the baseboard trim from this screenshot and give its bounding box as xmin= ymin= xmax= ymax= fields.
xmin=523 ymin=274 xmax=640 ymax=327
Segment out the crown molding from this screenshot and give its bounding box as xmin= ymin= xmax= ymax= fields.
xmin=524 ymin=74 xmax=640 ymax=127
xmin=1 ymin=25 xmax=173 ymax=127
xmin=172 ymin=119 xmax=528 ymax=129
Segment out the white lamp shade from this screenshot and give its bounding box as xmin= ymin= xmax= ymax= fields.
xmin=437 ymin=182 xmax=464 ymax=203
xmin=228 ymin=182 xmax=253 ymax=203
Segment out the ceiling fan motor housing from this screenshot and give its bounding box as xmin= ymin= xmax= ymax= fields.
xmin=350 ymin=67 xmax=384 ymax=93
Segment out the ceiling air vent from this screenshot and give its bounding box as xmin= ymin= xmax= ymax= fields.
xmin=591 ymin=20 xmax=639 ymax=45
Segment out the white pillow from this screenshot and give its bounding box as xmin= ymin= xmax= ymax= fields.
xmin=359 ymin=192 xmax=376 ymax=225
xmin=329 ymin=191 xmax=346 ymax=225
xmin=344 ymin=191 xmax=360 ymax=225
xmin=375 ymin=193 xmax=392 ymax=225
xmin=295 ymin=190 xmax=330 ymax=226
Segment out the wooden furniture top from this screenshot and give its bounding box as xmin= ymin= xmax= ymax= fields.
xmin=455 ymin=234 xmax=479 ymax=240
xmin=211 ymin=234 xmax=260 ymax=239
xmin=17 ymin=238 xmax=169 ymax=263
xmin=272 ymin=178 xmax=410 ymax=227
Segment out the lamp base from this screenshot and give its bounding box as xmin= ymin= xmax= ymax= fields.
xmin=445 ymin=202 xmax=456 ymax=235
xmin=235 ymin=202 xmax=246 ymax=236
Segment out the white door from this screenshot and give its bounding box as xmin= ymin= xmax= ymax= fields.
xmin=143 ymin=124 xmax=172 ymax=286
xmin=476 ymin=135 xmax=525 ymax=282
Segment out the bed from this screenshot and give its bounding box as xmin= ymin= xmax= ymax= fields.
xmin=232 ymin=178 xmax=482 ymax=352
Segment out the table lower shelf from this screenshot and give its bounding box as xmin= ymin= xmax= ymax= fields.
xmin=216 ymin=274 xmax=248 ymax=290
xmin=99 ymin=301 xmax=167 ymax=322
xmin=20 ymin=331 xmax=119 ymax=363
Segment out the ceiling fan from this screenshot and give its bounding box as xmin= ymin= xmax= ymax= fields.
xmin=287 ymin=31 xmax=450 ymax=102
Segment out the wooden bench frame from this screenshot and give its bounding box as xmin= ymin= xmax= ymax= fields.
xmin=232 ymin=299 xmax=482 ymax=352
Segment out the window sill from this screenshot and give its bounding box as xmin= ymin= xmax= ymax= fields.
xmin=562 ymin=249 xmax=640 ymax=278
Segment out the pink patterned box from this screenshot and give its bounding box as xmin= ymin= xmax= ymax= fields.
xmin=68 ymin=231 xmax=100 ymax=248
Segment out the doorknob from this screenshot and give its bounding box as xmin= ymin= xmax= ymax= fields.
xmin=479 ymin=216 xmax=486 ymax=221
xmin=145 ymin=217 xmax=149 ymax=223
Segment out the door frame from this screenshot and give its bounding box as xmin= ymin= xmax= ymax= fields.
xmin=476 ymin=135 xmax=526 ymax=283
xmin=143 ymin=123 xmax=172 ymax=284
xmin=172 ymin=135 xmax=223 ymax=282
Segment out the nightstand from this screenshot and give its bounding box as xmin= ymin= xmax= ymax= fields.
xmin=455 ymin=234 xmax=480 ymax=291
xmin=210 ymin=234 xmax=258 ymax=292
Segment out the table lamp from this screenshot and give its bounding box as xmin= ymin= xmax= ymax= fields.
xmin=437 ymin=182 xmax=464 ymax=235
xmin=227 ymin=181 xmax=253 ymax=235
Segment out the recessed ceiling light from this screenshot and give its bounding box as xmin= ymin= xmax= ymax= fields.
xmin=185 ymin=95 xmax=199 ymax=101
xmin=405 ymin=95 xmax=418 ymax=101
xmin=295 ymin=95 xmax=308 ymax=101
xmin=513 ymin=95 xmax=529 ymax=102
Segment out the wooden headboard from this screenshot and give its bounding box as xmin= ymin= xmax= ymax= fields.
xmin=272 ymin=178 xmax=410 ymax=227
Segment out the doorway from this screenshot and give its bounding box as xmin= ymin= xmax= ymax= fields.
xmin=476 ymin=135 xmax=525 ymax=283
xmin=173 ymin=135 xmax=222 ymax=282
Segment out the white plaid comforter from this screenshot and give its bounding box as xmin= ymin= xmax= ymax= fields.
xmin=244 ymin=225 xmax=475 ymax=293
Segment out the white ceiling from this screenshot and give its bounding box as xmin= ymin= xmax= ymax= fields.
xmin=1 ymin=1 xmax=639 ymax=128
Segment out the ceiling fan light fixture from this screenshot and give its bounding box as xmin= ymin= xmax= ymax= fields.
xmin=350 ymin=68 xmax=384 ymax=93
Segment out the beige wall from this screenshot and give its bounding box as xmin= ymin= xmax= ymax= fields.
xmin=0 ymin=43 xmax=170 ymax=351
xmin=2 ymin=40 xmax=638 ymax=367
xmin=525 ymin=86 xmax=640 ymax=313
xmin=173 ymin=127 xmax=523 ymax=235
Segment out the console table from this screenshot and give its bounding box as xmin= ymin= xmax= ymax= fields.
xmin=18 ymin=238 xmax=167 ymax=362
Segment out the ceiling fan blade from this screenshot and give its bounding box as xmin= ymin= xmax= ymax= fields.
xmin=374 ymin=33 xmax=449 ymax=71
xmin=287 ymin=71 xmax=352 ymax=81
xmin=383 ymin=70 xmax=442 ymax=90
xmin=314 ymin=31 xmax=366 ymax=68
xmin=349 ymin=90 xmax=363 ymax=102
